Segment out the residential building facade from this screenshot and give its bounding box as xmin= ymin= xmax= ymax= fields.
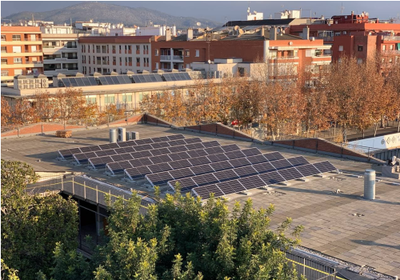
xmin=1 ymin=26 xmax=44 ymax=83
xmin=78 ymin=36 xmax=153 ymax=75
xmin=41 ymin=25 xmax=80 ymax=77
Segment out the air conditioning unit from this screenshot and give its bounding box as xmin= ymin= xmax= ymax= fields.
xmin=117 ymin=127 xmax=126 ymax=142
xmin=109 ymin=128 xmax=117 ymax=143
xmin=126 ymin=131 xmax=133 ymax=141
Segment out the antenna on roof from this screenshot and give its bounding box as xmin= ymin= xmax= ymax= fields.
xmin=340 ymin=3 xmax=345 ymax=14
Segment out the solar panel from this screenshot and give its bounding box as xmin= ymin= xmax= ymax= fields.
xmin=313 ymin=161 xmax=337 ymax=173
xmin=204 ymin=146 xmax=225 ymax=155
xmin=146 ymin=171 xmax=174 ymax=186
xmin=168 ymin=146 xmax=188 ymax=153
xmin=168 ymin=152 xmax=191 ymax=161
xmin=228 ymin=157 xmax=251 ymax=168
xmin=252 ymin=162 xmax=276 ymax=173
xmin=221 ymin=144 xmax=240 ymax=152
xmin=125 ymin=166 xmax=152 ymax=180
xmin=169 ymin=139 xmax=187 ymax=146
xmin=187 ymin=149 xmax=208 ymax=158
xmin=241 ymin=148 xmax=262 ymax=157
xmin=151 ymin=142 xmax=170 ymax=149
xmin=131 ymin=150 xmax=153 ymax=159
xmin=107 ymin=162 xmax=133 ymax=174
xmin=149 ymin=154 xmax=172 ymax=165
xmin=287 ymin=156 xmax=310 ymax=167
xmin=111 ymin=154 xmax=134 ymax=162
xmin=169 ymin=168 xmax=195 ymax=179
xmin=168 ymin=159 xmax=192 ymax=169
xmin=210 ymin=161 xmax=233 ymax=171
xmin=225 ymin=150 xmax=246 ymax=160
xmin=169 ymin=177 xmax=197 ymax=191
xmin=184 ymin=138 xmax=202 ymax=144
xmin=202 ymin=141 xmax=220 ymax=148
xmin=207 ymin=153 xmax=230 ymax=162
xmin=188 ymin=156 xmax=211 ymax=166
xmin=214 ymin=169 xmax=239 ymax=182
xmin=136 ymin=138 xmax=154 ymax=145
xmin=152 ymin=136 xmax=170 ymax=143
xmin=167 ymin=134 xmax=185 ymax=141
xmin=95 ymin=150 xmax=117 ymax=157
xmin=89 ymin=156 xmax=112 ymax=169
xmin=278 ymin=167 xmax=303 ymax=181
xmin=259 ymin=171 xmax=285 ymax=185
xmin=129 ymin=158 xmax=153 ymax=168
xmin=264 ymin=152 xmax=285 ymax=161
xmin=238 ymin=176 xmax=266 ymax=189
xmin=186 ymin=143 xmax=205 ymax=150
xmin=296 ymin=164 xmax=321 ymax=177
xmin=192 ymin=184 xmax=224 ymax=199
xmin=192 ymin=173 xmax=219 ymax=187
xmin=270 ymin=159 xmax=293 ymax=170
xmin=246 ymin=154 xmax=268 ymax=164
xmin=133 ymin=144 xmax=153 ymax=152
xmin=234 ymin=165 xmax=259 ymax=177
xmin=150 ymin=147 xmax=172 ymax=156
xmin=190 ymin=164 xmax=215 ymax=175
xmin=217 ymin=180 xmax=246 ymax=194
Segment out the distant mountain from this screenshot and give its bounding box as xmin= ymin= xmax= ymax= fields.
xmin=5 ymin=2 xmax=221 ymax=29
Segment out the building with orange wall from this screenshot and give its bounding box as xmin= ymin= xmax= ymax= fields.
xmin=1 ymin=26 xmax=44 ymax=83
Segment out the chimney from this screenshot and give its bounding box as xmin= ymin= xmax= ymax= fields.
xmin=166 ymin=28 xmax=171 ymax=41
xmin=269 ymin=27 xmax=277 ymax=40
xmin=302 ymin=26 xmax=310 ymax=40
xmin=187 ymin=28 xmax=193 ymax=41
xmin=261 ymin=26 xmax=265 ymax=37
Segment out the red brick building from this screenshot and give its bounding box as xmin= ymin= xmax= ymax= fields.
xmin=288 ymin=12 xmax=400 ymax=63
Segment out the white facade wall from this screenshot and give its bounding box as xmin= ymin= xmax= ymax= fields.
xmin=78 ymin=42 xmax=152 ymax=74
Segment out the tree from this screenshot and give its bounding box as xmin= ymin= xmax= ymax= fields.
xmin=90 ymin=187 xmax=303 ymax=280
xmin=1 ymin=160 xmax=79 ymax=280
xmin=1 ymin=97 xmax=12 ymax=129
xmin=53 ymin=88 xmax=86 ymax=128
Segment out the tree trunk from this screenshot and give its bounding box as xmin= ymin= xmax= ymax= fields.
xmin=362 ymin=129 xmax=365 ymax=139
xmin=381 ymin=115 xmax=385 ymax=128
xmin=398 ymin=119 xmax=400 ymax=132
xmin=342 ymin=125 xmax=347 ymax=143
xmin=374 ymin=122 xmax=379 ymax=137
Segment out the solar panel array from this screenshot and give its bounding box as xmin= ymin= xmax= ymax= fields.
xmin=163 ymin=155 xmax=308 ymax=193
xmin=58 ymin=134 xmax=185 ymax=160
xmin=162 ymin=73 xmax=192 ymax=81
xmin=131 ymin=146 xmax=265 ymax=184
xmin=59 ymin=77 xmax=98 ymax=87
xmin=98 ymin=75 xmax=132 ymax=85
xmin=105 ymin=140 xmax=223 ymax=175
xmin=190 ymin=161 xmax=337 ymax=199
xmin=131 ymin=74 xmax=164 ymax=83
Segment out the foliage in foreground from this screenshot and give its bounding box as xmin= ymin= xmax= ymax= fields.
xmin=1 ymin=160 xmax=79 ymax=280
xmin=1 ymin=159 xmax=304 ymax=280
xmin=88 ymin=186 xmax=304 ymax=280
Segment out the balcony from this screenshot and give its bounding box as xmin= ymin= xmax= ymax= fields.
xmin=160 ymin=55 xmax=184 ymax=62
xmin=382 ymin=36 xmax=400 ymax=42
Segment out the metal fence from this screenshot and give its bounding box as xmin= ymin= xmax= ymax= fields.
xmin=26 ymin=175 xmax=154 ymax=208
xmin=286 ymin=251 xmax=347 ymax=280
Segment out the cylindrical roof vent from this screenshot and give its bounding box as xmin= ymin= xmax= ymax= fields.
xmin=364 ymin=169 xmax=376 ymax=200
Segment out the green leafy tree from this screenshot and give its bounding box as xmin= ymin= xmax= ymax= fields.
xmin=91 ymin=186 xmax=303 ymax=280
xmin=1 ymin=160 xmax=79 ymax=280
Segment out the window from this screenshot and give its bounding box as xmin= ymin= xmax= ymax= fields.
xmin=155 ymin=62 xmax=159 ymax=69
xmin=12 ymin=35 xmax=21 ymax=41
xmin=136 ymin=45 xmax=140 ymax=51
xmin=357 ymin=58 xmax=363 ymax=64
xmin=155 ymin=49 xmax=159 ymax=56
xmin=14 ymin=69 xmax=23 ymax=75
xmin=122 ymin=93 xmax=132 ymax=103
xmin=12 ymin=46 xmax=22 ymax=53
xmin=1 ymin=46 xmax=6 ymax=53
xmin=1 ymin=58 xmax=7 ymax=64
xmin=136 ymin=57 xmax=140 ymax=66
xmin=358 ymin=45 xmax=363 ymax=52
xmin=88 ymin=45 xmax=90 ymax=53
xmin=14 ymin=57 xmax=22 ymax=64
xmin=185 ymin=50 xmax=190 ymax=57
xmin=31 ymin=46 xmax=37 ymax=52
xmin=1 ymin=35 xmax=6 ymax=41
xmin=390 ymin=45 xmax=393 ymax=50
xmin=339 ymin=45 xmax=344 ymax=52
xmin=86 ymin=95 xmax=97 ymax=104
xmin=195 ymin=50 xmax=200 ymax=57
xmin=382 ymin=45 xmax=386 ymax=51
xmin=104 ymin=94 xmax=115 ymax=104
xmin=1 ymin=70 xmax=9 ymax=76
xmin=96 ymin=46 xmax=101 ymax=53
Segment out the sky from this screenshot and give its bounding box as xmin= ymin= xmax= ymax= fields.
xmin=1 ymin=1 xmax=400 ymax=23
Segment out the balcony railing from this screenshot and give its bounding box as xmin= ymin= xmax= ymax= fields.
xmin=382 ymin=35 xmax=400 ymax=42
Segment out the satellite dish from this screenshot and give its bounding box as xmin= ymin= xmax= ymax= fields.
xmin=196 ymin=22 xmax=201 ymax=26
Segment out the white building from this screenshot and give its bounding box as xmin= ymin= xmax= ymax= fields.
xmin=136 ymin=25 xmax=177 ymax=36
xmin=41 ymin=25 xmax=80 ymax=77
xmin=78 ymin=36 xmax=153 ymax=75
xmin=274 ymin=10 xmax=301 ymax=19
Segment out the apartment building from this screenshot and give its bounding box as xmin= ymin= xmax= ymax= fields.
xmin=1 ymin=26 xmax=43 ymax=83
xmin=41 ymin=25 xmax=79 ymax=77
xmin=288 ymin=12 xmax=400 ymax=63
xmin=152 ymin=27 xmax=331 ymax=80
xmin=78 ymin=36 xmax=153 ymax=75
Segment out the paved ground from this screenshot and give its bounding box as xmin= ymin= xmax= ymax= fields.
xmin=2 ymin=124 xmax=400 ymax=277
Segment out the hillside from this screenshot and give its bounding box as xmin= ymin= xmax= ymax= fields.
xmin=5 ymin=2 xmax=221 ymax=28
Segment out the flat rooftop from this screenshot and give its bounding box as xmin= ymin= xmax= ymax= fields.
xmin=2 ymin=124 xmax=400 ymax=277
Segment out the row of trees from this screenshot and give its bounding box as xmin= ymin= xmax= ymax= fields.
xmin=1 ymin=160 xmax=304 ymax=280
xmin=140 ymin=57 xmax=400 ymax=141
xmin=1 ymin=89 xmax=126 ymax=130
